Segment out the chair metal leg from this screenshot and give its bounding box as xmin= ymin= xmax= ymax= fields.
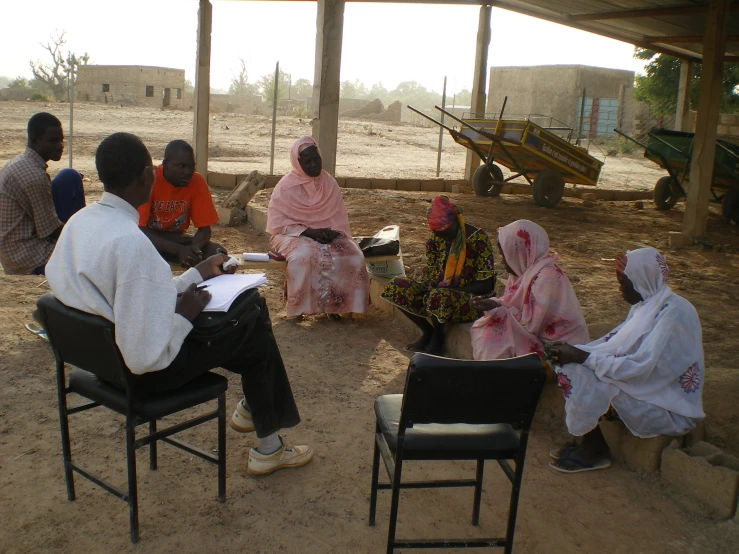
xmin=472 ymin=458 xmax=484 ymax=526
xmin=126 ymin=421 xmax=140 ymax=544
xmin=149 ymin=420 xmax=158 ymax=471
xmin=385 ymin=449 xmax=404 ymax=554
xmin=217 ymin=393 xmax=226 ymax=503
xmin=504 ymin=454 xmax=527 ymax=554
xmin=56 ymin=372 xmax=76 ymax=501
xmin=368 ymin=435 xmax=381 ymax=526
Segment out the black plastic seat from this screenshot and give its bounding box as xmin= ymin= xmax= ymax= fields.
xmin=36 ymin=293 xmax=228 ymax=544
xmin=368 ymin=352 xmax=546 ymax=554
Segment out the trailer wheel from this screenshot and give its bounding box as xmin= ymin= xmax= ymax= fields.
xmin=722 ymin=187 xmax=739 ymax=224
xmin=472 ymin=164 xmax=504 ymax=197
xmin=654 ymin=176 xmax=679 ymax=210
xmin=533 ymin=169 xmax=565 ymax=208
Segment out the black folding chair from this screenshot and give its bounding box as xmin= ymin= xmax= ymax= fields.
xmin=36 ymin=293 xmax=228 ymax=544
xmin=368 ymin=352 xmax=546 ymax=554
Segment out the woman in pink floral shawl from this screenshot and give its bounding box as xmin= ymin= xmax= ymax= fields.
xmin=267 ymin=136 xmax=369 ymax=318
xmin=470 ymin=220 xmax=588 ymax=361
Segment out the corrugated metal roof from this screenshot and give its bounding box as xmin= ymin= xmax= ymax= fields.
xmin=487 ymin=0 xmax=739 ymax=61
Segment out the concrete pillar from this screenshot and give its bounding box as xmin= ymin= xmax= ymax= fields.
xmin=463 ymin=4 xmax=492 ymax=185
xmin=675 ymin=60 xmax=692 ymax=132
xmin=312 ymin=0 xmax=345 ymax=176
xmin=193 ymin=0 xmax=212 ymax=177
xmin=682 ymin=0 xmax=730 ymax=239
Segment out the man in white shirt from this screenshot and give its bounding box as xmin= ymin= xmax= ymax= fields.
xmin=46 ymin=132 xmax=313 ymax=476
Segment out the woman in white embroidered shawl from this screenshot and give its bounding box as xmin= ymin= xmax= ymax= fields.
xmin=548 ymin=247 xmax=705 ymax=473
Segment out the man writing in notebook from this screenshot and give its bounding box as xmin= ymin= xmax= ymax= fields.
xmin=138 ymin=139 xmax=224 ymax=268
xmin=46 ymin=132 xmax=313 ymax=476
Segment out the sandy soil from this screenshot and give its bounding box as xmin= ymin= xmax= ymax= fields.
xmin=1 ymin=101 xmax=739 ymax=553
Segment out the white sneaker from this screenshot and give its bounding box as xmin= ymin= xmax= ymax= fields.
xmin=230 ymin=399 xmax=255 ymax=433
xmin=247 ymin=436 xmax=314 ymax=476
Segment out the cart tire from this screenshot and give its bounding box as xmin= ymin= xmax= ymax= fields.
xmin=472 ymin=164 xmax=504 ymax=197
xmin=722 ymin=187 xmax=739 ymax=224
xmin=532 ymin=169 xmax=565 ymax=208
xmin=654 ymin=176 xmax=679 ymax=210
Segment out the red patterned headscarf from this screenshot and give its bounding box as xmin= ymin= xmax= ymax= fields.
xmin=427 ymin=195 xmax=461 ymax=232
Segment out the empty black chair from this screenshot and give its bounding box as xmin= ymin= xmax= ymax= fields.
xmin=369 ymin=352 xmax=546 ymax=553
xmin=36 ymin=293 xmax=227 ymax=544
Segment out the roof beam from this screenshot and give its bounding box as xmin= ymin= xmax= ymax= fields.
xmin=645 ymin=34 xmax=739 ymax=44
xmin=570 ymin=5 xmax=711 ymax=22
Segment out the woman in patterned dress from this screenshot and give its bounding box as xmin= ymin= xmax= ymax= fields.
xmin=470 ymin=220 xmax=589 ymax=361
xmin=381 ymin=195 xmax=496 ymax=355
xmin=548 ymin=248 xmax=705 ymax=473
xmin=267 ymin=136 xmax=369 ymax=318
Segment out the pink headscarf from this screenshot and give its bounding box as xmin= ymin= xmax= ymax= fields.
xmin=497 ymin=220 xmax=585 ymax=337
xmin=266 ymin=136 xmax=351 ymax=235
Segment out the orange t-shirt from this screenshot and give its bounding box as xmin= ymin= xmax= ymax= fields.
xmin=138 ymin=166 xmax=218 ymax=234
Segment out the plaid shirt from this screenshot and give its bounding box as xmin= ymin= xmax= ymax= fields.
xmin=0 ymin=148 xmax=61 ymax=274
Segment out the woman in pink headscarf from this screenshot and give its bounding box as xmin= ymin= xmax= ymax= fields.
xmin=267 ymin=136 xmax=369 ymax=318
xmin=470 ymin=220 xmax=588 ymax=361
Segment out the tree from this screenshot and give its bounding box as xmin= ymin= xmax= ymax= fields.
xmin=341 ymin=79 xmax=369 ymax=99
xmin=185 ymin=79 xmax=194 ymax=94
xmin=257 ymin=69 xmax=291 ymax=106
xmin=229 ymin=58 xmax=257 ymax=97
xmin=368 ymin=82 xmax=388 ymax=102
xmin=291 ymin=78 xmax=312 ymax=101
xmin=633 ymin=48 xmax=739 ymax=117
xmin=29 ymin=31 xmax=90 ymax=101
xmin=8 ymin=77 xmax=30 ymax=89
xmin=453 ymin=88 xmax=471 ymax=106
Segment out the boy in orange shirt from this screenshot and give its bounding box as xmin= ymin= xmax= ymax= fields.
xmin=138 ymin=140 xmax=224 ymax=267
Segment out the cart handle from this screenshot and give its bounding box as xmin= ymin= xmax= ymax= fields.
xmin=434 ymin=105 xmax=522 ymax=147
xmin=407 ymin=105 xmax=493 ymax=163
xmin=614 ymin=129 xmax=686 ymax=196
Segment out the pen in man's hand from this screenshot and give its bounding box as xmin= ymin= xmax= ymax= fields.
xmin=177 ymin=284 xmax=209 ymax=298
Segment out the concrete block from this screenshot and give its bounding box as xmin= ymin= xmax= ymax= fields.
xmin=581 ymin=192 xmax=597 ymax=201
xmin=596 ymin=190 xmax=616 ymax=201
xmin=717 ymin=124 xmax=729 ymax=136
xmin=599 ymin=419 xmax=671 ymax=473
xmin=216 ymin=206 xmax=245 ymax=226
xmin=612 ymin=190 xmax=640 ymax=201
xmin=563 ymin=187 xmax=579 ymax=198
xmin=669 ymin=231 xmax=685 ymax=249
xmin=719 ymin=113 xmax=737 ymax=126
xmin=245 ymin=204 xmax=268 ymax=232
xmin=335 ymin=177 xmax=346 ymax=188
xmin=634 ymin=200 xmax=644 ymax=209
xmin=207 ymin=172 xmax=236 ymax=189
xmin=662 ymin=441 xmax=739 ymax=519
xmin=444 ymin=179 xmax=466 ymax=193
xmin=420 ymin=179 xmax=444 ymax=192
xmin=371 ymin=178 xmax=396 ymax=190
xmin=369 ymin=276 xmax=392 ymax=313
xmin=509 ymin=184 xmax=530 ymax=196
xmin=728 ymin=125 xmax=739 ymax=137
xmin=451 ymin=185 xmax=461 ymax=193
xmin=444 ymin=322 xmax=473 ymax=360
xmin=345 ymin=178 xmax=372 ymax=190
xmin=264 ymin=175 xmax=282 ymax=188
xmin=396 ymin=179 xmax=422 ymax=192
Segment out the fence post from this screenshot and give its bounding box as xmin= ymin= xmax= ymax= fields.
xmin=436 ymin=76 xmax=447 ymax=177
xmin=578 ymin=87 xmax=586 ymax=145
xmin=270 ymin=61 xmax=279 ymax=175
xmin=68 ymin=62 xmax=74 ymax=169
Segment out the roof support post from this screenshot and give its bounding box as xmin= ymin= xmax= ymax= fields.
xmin=674 ymin=60 xmax=692 ymax=132
xmin=193 ymin=0 xmax=212 ymax=177
xmin=464 ymin=4 xmax=492 ymax=185
xmin=312 ymin=0 xmax=345 ymax=176
xmin=682 ymin=0 xmax=730 ymax=240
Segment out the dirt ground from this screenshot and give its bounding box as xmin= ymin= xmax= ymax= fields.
xmin=2 ymin=101 xmax=739 ymax=553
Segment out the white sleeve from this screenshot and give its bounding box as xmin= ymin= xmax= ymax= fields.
xmin=112 ymin=277 xmax=193 ymax=375
xmin=173 ymin=267 xmax=203 ymax=293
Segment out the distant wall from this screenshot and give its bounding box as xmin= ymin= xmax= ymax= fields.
xmin=76 ymin=65 xmax=185 ymax=109
xmin=0 ymin=88 xmax=43 ymax=101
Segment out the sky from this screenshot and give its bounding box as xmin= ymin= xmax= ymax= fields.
xmin=1 ymin=0 xmax=648 ymax=96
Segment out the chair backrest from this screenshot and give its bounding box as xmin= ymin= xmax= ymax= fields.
xmin=36 ymin=293 xmax=130 ymax=390
xmin=399 ymin=352 xmax=547 ymax=431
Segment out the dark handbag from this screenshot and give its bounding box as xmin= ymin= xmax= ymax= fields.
xmin=354 ymin=236 xmax=400 ymax=257
xmin=189 ymin=288 xmax=263 ymax=343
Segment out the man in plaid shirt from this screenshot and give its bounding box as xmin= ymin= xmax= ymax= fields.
xmin=0 ymin=112 xmax=85 ymax=275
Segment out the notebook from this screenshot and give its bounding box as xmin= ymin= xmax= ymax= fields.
xmin=201 ymin=273 xmax=268 ymax=312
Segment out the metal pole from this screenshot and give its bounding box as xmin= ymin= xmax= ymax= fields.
xmin=578 ymin=88 xmax=586 ymax=146
xmin=269 ymin=61 xmax=279 ymax=175
xmin=68 ymin=61 xmax=74 ymax=168
xmin=436 ymin=76 xmax=447 ymax=177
